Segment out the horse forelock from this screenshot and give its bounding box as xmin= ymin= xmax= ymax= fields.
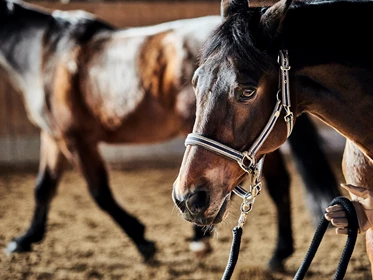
xmin=200 ymin=8 xmax=273 ymax=74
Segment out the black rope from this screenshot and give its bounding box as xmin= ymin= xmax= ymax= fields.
xmin=294 ymin=196 xmax=359 ymax=280
xmin=221 ymin=196 xmax=358 ymax=280
xmin=221 ymin=226 xmax=243 ymax=280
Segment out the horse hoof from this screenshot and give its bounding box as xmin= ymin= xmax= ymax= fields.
xmin=189 ymin=238 xmax=212 ymax=258
xmin=138 ymin=241 xmax=156 ymax=263
xmin=267 ymin=258 xmax=285 ymax=273
xmin=4 ymin=240 xmax=31 ymax=254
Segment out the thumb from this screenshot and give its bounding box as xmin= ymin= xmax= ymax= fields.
xmin=341 ymin=183 xmax=371 ymax=200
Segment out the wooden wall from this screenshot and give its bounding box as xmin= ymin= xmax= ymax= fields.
xmin=32 ymin=1 xmax=221 ymax=27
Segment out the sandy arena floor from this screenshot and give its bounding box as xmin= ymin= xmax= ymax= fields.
xmin=0 ymin=156 xmax=371 ymax=280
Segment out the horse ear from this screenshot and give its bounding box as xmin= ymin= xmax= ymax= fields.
xmin=259 ymin=0 xmax=293 ymax=41
xmin=221 ymin=0 xmax=234 ymax=19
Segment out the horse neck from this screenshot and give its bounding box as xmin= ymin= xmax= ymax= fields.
xmin=0 ymin=18 xmax=48 ymax=94
xmin=0 ymin=11 xmax=54 ymax=133
xmin=294 ymin=65 xmax=373 ymax=161
xmin=282 ymin=1 xmax=373 ymax=160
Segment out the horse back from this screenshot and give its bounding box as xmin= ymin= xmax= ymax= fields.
xmin=75 ymin=17 xmax=220 ymax=141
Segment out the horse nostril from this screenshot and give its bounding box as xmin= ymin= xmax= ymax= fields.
xmin=186 ymin=190 xmax=209 ymax=215
xmin=172 ymin=188 xmax=186 ymax=212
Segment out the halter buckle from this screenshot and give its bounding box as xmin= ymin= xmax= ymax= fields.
xmin=280 ymin=65 xmax=291 ymax=71
xmin=238 ymin=151 xmax=255 ymax=174
xmin=284 ymin=110 xmax=294 ymax=124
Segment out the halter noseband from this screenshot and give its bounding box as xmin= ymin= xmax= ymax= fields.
xmin=185 ymin=50 xmax=293 ymax=204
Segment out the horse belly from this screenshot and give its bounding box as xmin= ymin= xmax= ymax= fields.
xmin=101 ymin=108 xmax=185 ymax=144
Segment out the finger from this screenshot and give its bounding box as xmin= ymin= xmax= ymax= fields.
xmin=341 ymin=183 xmax=369 ymax=198
xmin=336 ymin=227 xmax=348 ymax=235
xmin=324 ymin=213 xmax=331 ymax=221
xmin=325 ymin=204 xmax=344 ymax=213
xmin=324 ymin=210 xmax=347 ymax=220
xmin=330 ymin=217 xmax=349 ymax=228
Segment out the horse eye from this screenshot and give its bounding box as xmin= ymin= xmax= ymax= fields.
xmin=235 ymin=86 xmax=257 ymax=102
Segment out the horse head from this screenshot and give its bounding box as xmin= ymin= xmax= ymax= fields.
xmin=172 ymin=0 xmax=296 ymax=226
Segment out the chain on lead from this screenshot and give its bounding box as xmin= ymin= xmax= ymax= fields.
xmin=237 ymin=180 xmax=262 ymax=228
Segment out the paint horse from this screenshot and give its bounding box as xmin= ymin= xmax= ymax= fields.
xmin=172 ymin=0 xmax=373 ymax=275
xmin=0 ymin=0 xmax=339 ymax=270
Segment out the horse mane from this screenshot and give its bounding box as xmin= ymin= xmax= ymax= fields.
xmin=48 ymin=11 xmax=115 ymax=46
xmin=52 ymin=9 xmax=115 ymax=32
xmin=41 ymin=8 xmax=115 ymax=59
xmin=199 ymin=3 xmax=274 ymax=75
xmin=200 ymin=0 xmax=373 ymax=73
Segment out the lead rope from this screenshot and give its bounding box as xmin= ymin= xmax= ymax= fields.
xmin=222 ymin=196 xmax=358 ymax=280
xmin=222 ymin=170 xmax=262 ymax=280
xmin=294 ymin=196 xmax=359 ymax=280
xmin=221 ymin=226 xmax=243 ymax=280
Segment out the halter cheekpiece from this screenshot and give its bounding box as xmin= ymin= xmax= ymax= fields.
xmin=185 ymin=50 xmax=294 ymax=226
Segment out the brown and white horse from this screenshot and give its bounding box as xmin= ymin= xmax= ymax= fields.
xmin=1 ymin=0 xmax=339 ymax=269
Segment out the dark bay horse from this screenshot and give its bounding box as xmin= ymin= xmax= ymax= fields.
xmin=172 ymin=0 xmax=373 ymax=275
xmin=1 ymin=0 xmax=340 ymax=270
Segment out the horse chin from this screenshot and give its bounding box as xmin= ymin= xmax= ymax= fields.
xmin=211 ymin=195 xmax=231 ymax=224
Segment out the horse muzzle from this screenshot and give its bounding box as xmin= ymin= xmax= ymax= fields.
xmin=172 ymin=186 xmax=231 ymax=225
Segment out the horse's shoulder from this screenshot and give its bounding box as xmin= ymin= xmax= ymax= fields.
xmin=42 ymin=9 xmax=115 ymax=84
xmin=136 ymin=29 xmax=182 ymax=98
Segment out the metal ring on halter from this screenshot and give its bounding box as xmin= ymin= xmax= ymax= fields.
xmin=240 ymin=201 xmax=253 ymax=213
xmin=276 ymin=89 xmax=282 ymax=101
xmin=284 ymin=109 xmax=294 ymax=123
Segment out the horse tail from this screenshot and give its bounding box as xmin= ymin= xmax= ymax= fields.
xmin=287 ymin=113 xmax=341 ymax=227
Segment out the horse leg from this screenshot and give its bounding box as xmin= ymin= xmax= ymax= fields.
xmin=5 ymin=132 xmax=66 ymax=253
xmin=366 ymin=229 xmax=373 ymax=274
xmin=69 ymin=140 xmax=156 ymax=262
xmin=365 ymin=228 xmax=373 ymax=277
xmin=188 ymin=224 xmax=213 ymax=258
xmin=262 ymin=149 xmax=293 ymax=272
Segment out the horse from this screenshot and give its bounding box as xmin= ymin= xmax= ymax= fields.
xmin=0 ymin=0 xmax=340 ymax=270
xmin=172 ymin=0 xmax=373 ymax=275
